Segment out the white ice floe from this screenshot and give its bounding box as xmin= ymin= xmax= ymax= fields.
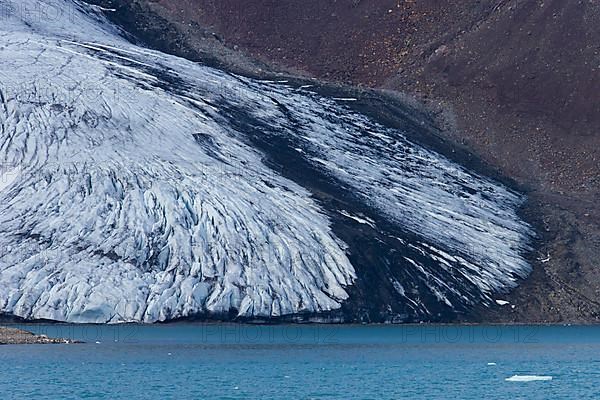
xmin=495 ymin=299 xmax=510 ymax=306
xmin=505 ymin=375 xmax=553 ymax=382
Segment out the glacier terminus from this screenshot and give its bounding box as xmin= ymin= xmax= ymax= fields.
xmin=0 ymin=0 xmax=533 ymax=323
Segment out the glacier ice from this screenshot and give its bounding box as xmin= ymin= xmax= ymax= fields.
xmin=0 ymin=0 xmax=533 ymax=322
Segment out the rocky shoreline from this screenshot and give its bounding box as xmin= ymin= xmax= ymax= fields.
xmin=0 ymin=327 xmax=76 ymax=345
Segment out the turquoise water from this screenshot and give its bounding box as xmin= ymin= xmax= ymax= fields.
xmin=1 ymin=324 xmax=599 ymax=399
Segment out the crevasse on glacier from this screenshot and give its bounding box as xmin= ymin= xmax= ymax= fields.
xmin=0 ymin=0 xmax=533 ymax=323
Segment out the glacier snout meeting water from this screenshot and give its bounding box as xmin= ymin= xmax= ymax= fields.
xmin=0 ymin=0 xmax=533 ymax=323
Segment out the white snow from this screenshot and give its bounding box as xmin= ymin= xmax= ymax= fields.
xmin=338 ymin=210 xmax=376 ymax=228
xmin=236 ymin=76 xmax=534 ymax=300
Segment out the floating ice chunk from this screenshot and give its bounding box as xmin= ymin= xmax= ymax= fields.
xmin=505 ymin=375 xmax=552 ymax=382
xmin=495 ymin=299 xmax=510 ymax=306
xmin=487 ymin=362 xmax=497 ymax=366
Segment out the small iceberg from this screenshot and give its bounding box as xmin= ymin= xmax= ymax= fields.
xmin=505 ymin=375 xmax=552 ymax=382
xmin=495 ymin=299 xmax=510 ymax=306
xmin=487 ymin=362 xmax=497 ymax=366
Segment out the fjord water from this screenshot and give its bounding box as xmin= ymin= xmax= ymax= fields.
xmin=2 ymin=324 xmax=599 ymax=399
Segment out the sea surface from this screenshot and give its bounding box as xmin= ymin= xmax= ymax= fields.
xmin=1 ymin=324 xmax=599 ymax=399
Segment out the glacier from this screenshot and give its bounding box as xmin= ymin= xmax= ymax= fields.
xmin=0 ymin=0 xmax=533 ymax=323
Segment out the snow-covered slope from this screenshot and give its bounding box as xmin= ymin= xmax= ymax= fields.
xmin=0 ymin=0 xmax=533 ymax=322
